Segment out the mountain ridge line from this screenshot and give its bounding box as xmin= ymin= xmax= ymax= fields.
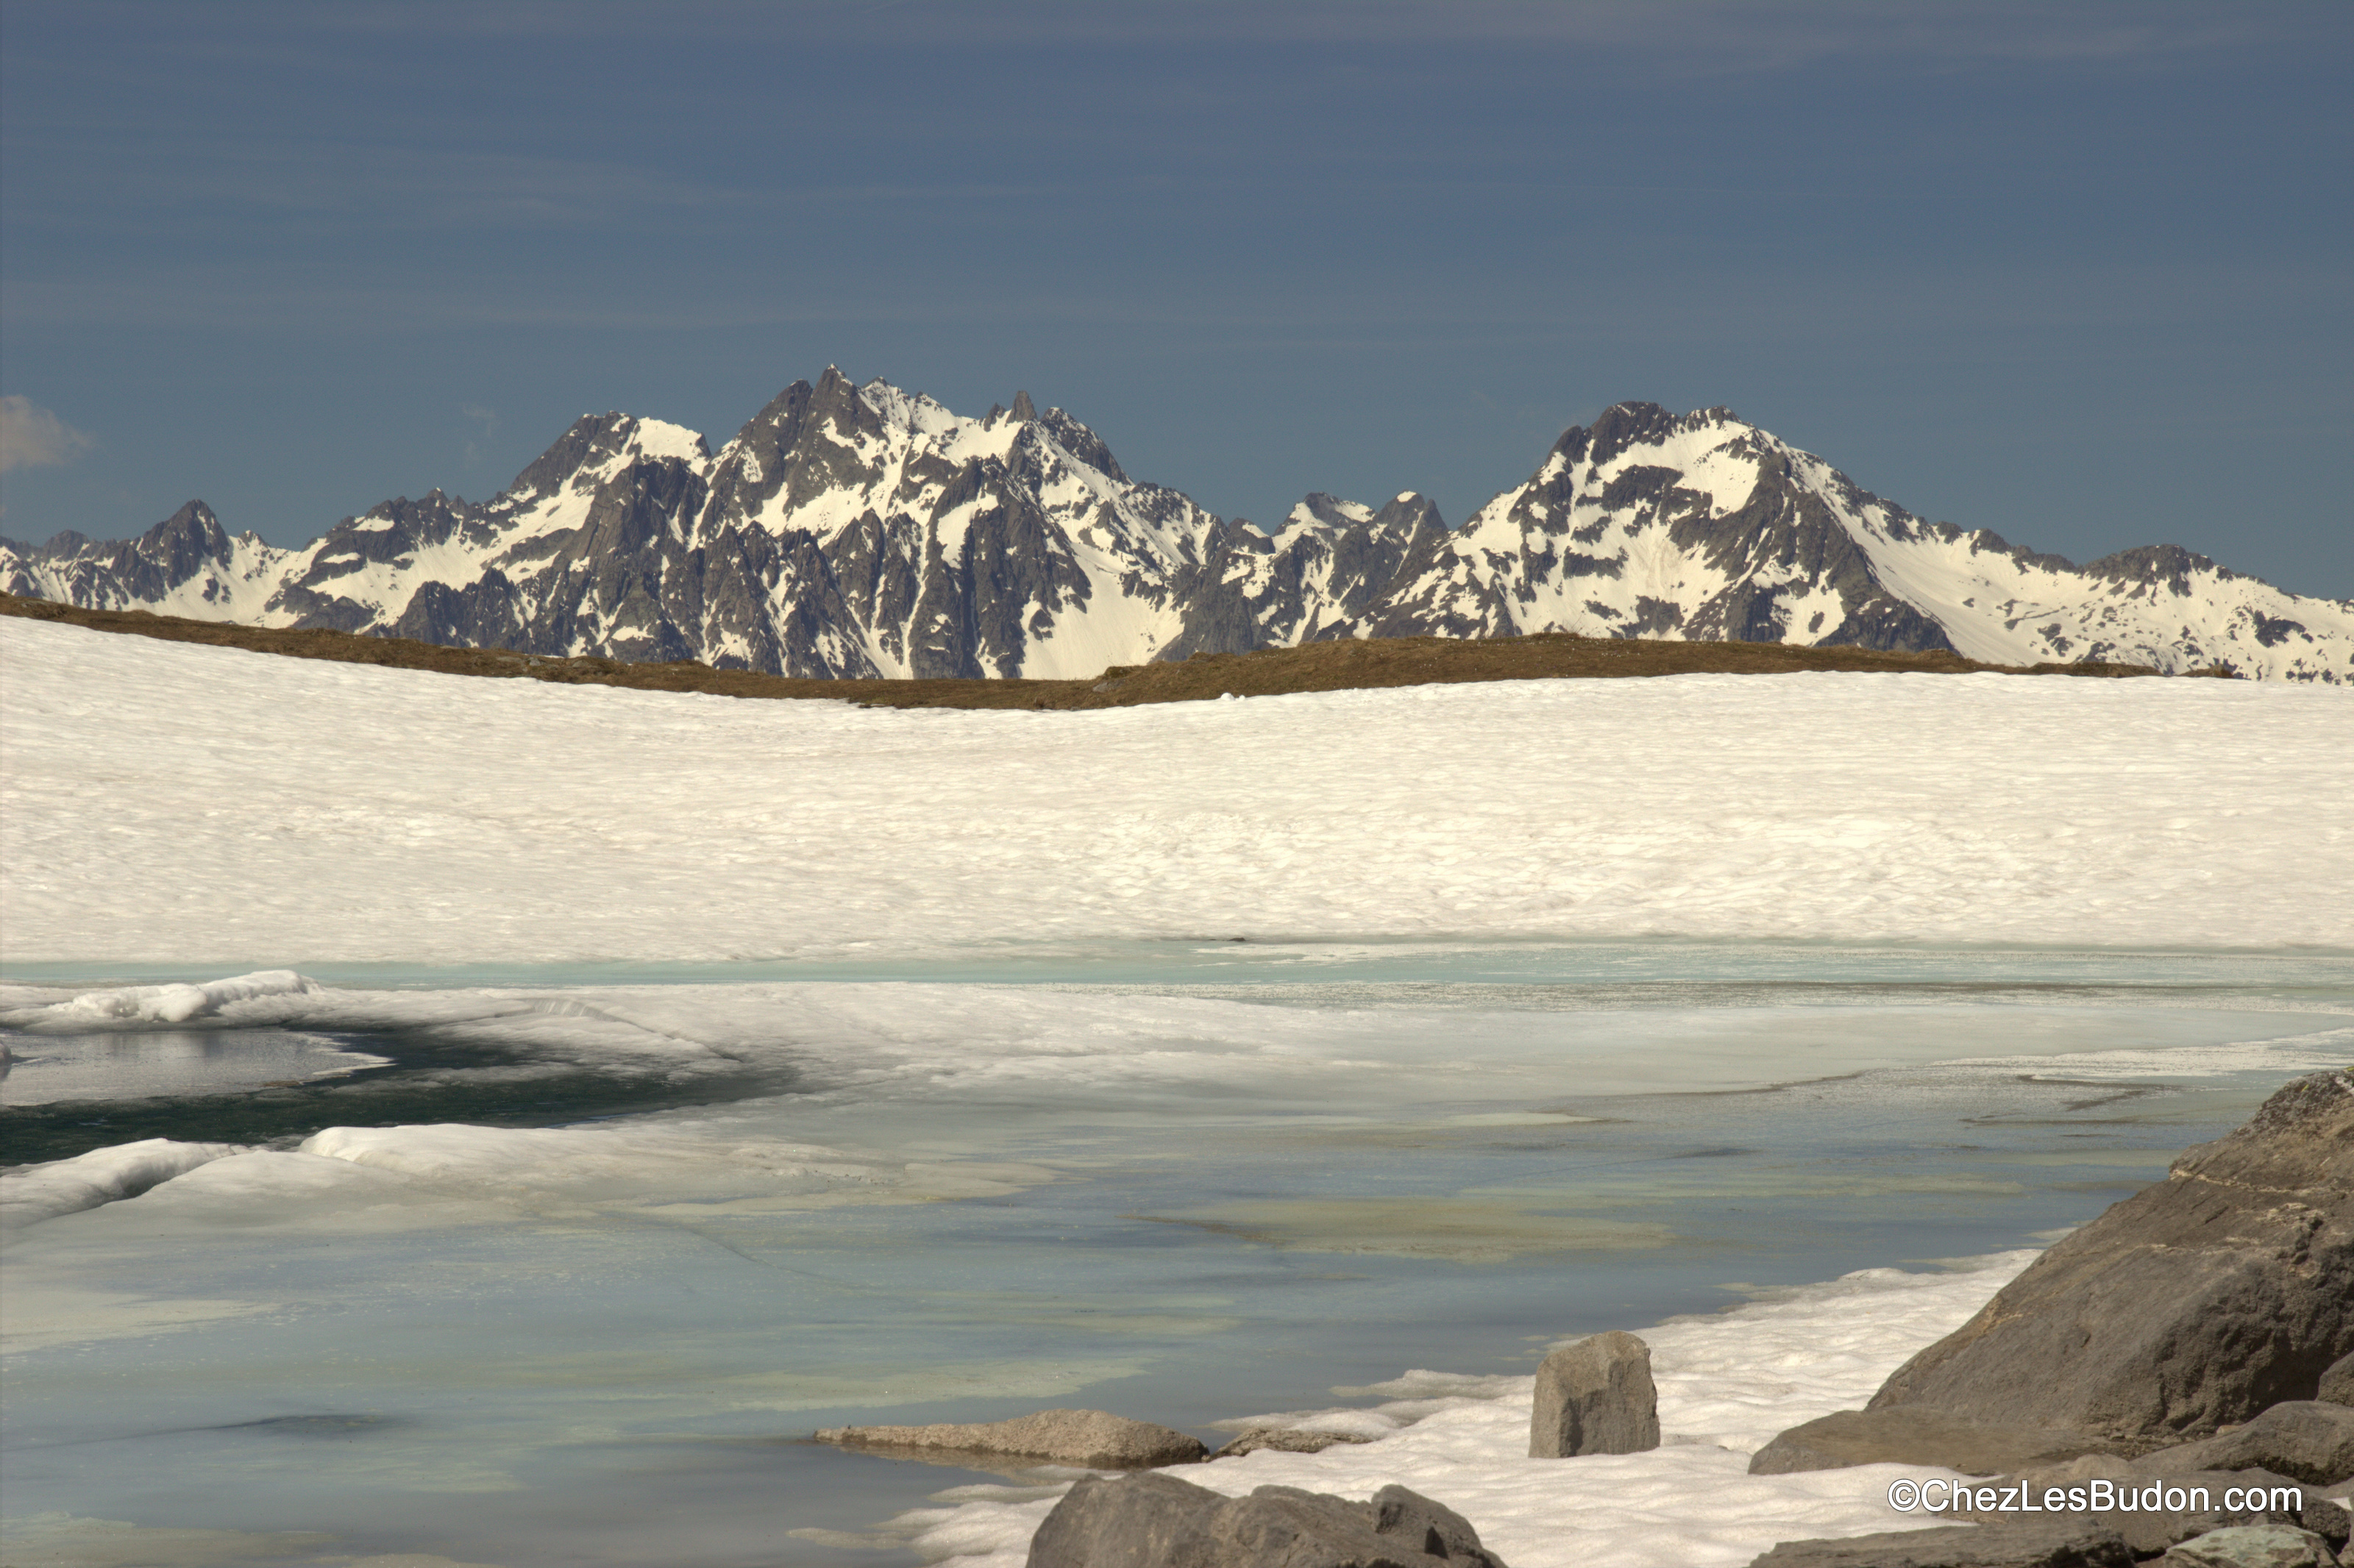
xmin=5 ymin=370 xmax=2347 ymax=683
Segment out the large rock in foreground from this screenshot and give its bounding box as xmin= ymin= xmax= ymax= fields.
xmin=1868 ymin=1069 xmax=2354 ymax=1451
xmin=2319 ymin=1354 xmax=2354 ymax=1408
xmin=1529 ymin=1330 xmax=1660 ymax=1458
xmin=817 ymin=1408 xmax=1206 ymax=1469
xmin=2154 ymin=1524 xmax=2339 ymax=1567
xmin=2137 ymin=1403 xmax=2354 ymax=1488
xmin=1026 ymin=1472 xmax=1509 ymax=1568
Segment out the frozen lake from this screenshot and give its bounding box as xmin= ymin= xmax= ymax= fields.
xmin=4 ymin=948 xmax=2348 ymax=1566
xmin=2 ymin=617 xmax=2349 ymax=1565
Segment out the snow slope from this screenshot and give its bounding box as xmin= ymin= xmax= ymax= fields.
xmin=3 ymin=613 xmax=2347 ymax=966
xmin=7 ymin=375 xmax=2348 ymax=681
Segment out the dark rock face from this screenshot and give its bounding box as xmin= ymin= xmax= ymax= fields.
xmin=1746 ymin=1409 xmax=2113 ymax=1478
xmin=2083 ymin=544 xmax=2227 ymax=596
xmin=9 ymin=379 xmax=2347 ymax=681
xmin=1743 ymin=1519 xmax=2136 ymax=1568
xmin=1025 ymin=1473 xmax=1508 ymax=1568
xmin=1 ymin=501 xmax=239 ymax=609
xmin=1529 ymin=1330 xmax=1660 ymax=1458
xmin=1866 ymin=1069 xmax=2354 ymax=1451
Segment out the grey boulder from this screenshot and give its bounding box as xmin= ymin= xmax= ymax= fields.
xmin=1866 ymin=1069 xmax=2354 ymax=1451
xmin=2138 ymin=1404 xmax=2354 ymax=1489
xmin=2155 ymin=1524 xmax=2339 ymax=1567
xmin=1747 ymin=1408 xmax=2113 ymax=1477
xmin=1744 ymin=1519 xmax=2135 ymax=1567
xmin=817 ymin=1408 xmax=1207 ymax=1469
xmin=2319 ymin=1354 xmax=2354 ymax=1409
xmin=1529 ymin=1330 xmax=1660 ymax=1458
xmin=1025 ymin=1472 xmax=1509 ymax=1568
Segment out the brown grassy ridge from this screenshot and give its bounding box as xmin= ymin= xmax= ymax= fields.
xmin=0 ymin=591 xmax=2178 ymax=710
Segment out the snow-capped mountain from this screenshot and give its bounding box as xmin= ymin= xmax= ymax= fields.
xmin=7 ymin=369 xmax=2349 ymax=682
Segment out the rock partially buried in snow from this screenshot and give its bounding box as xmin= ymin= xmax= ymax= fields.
xmin=1747 ymin=1408 xmax=2113 ymax=1477
xmin=1210 ymin=1426 xmax=1375 ymax=1458
xmin=1745 ymin=1517 xmax=2136 ymax=1567
xmin=2157 ymin=1523 xmax=2339 ymax=1567
xmin=815 ymin=1408 xmax=1206 ymax=1469
xmin=1528 ymin=1329 xmax=1659 ymax=1458
xmin=1025 ymin=1472 xmax=1509 ymax=1568
xmin=1863 ymin=1069 xmax=2354 ymax=1453
xmin=2137 ymin=1403 xmax=2354 ymax=1489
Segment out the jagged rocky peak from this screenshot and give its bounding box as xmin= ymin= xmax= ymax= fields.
xmin=1287 ymin=493 xmax=1375 ymax=530
xmin=1547 ymin=400 xmax=1743 ymax=471
xmin=1031 ymin=406 xmax=1127 ymax=483
xmin=23 ymin=529 xmax=95 ymax=559
xmin=511 ymin=411 xmax=710 ymax=499
xmin=4 ymin=375 xmax=2348 ymax=684
xmin=1280 ymin=491 xmax=1445 ymax=539
xmin=2082 ymin=543 xmax=2230 ymax=592
xmin=138 ymin=500 xmax=235 ymax=579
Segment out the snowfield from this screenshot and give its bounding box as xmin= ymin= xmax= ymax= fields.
xmin=2 ymin=614 xmax=2349 ymax=966
xmin=4 ymin=615 xmax=2351 ymax=1568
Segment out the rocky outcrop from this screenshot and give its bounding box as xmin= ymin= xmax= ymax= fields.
xmin=1025 ymin=1473 xmax=1509 ymax=1568
xmin=2319 ymin=1355 xmax=2354 ymax=1408
xmin=1747 ymin=1408 xmax=2113 ymax=1477
xmin=815 ymin=1408 xmax=1206 ymax=1469
xmin=1211 ymin=1426 xmax=1375 ymax=1458
xmin=1529 ymin=1330 xmax=1660 ymax=1458
xmin=2154 ymin=1524 xmax=2339 ymax=1566
xmin=2137 ymin=1404 xmax=2354 ymax=1489
xmin=1866 ymin=1069 xmax=2354 ymax=1452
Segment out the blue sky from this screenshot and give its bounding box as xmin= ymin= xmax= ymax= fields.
xmin=3 ymin=1 xmax=2348 ymax=596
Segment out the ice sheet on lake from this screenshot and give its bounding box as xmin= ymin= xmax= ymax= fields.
xmin=1 ymin=1137 xmax=244 ymax=1233
xmin=3 ymin=972 xmax=2345 ymax=1240
xmin=10 ymin=969 xmax=319 ymax=1028
xmin=1 ymin=1116 xmax=1059 ymax=1250
xmin=4 ymin=615 xmax=2349 ymax=966
xmin=25 ymin=970 xmax=2338 ymax=1089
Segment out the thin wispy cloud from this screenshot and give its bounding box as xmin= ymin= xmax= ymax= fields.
xmin=0 ymin=396 xmax=96 ymax=475
xmin=460 ymin=403 xmax=498 ymax=466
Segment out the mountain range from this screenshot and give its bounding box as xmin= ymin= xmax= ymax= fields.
xmin=6 ymin=368 xmax=2348 ymax=683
